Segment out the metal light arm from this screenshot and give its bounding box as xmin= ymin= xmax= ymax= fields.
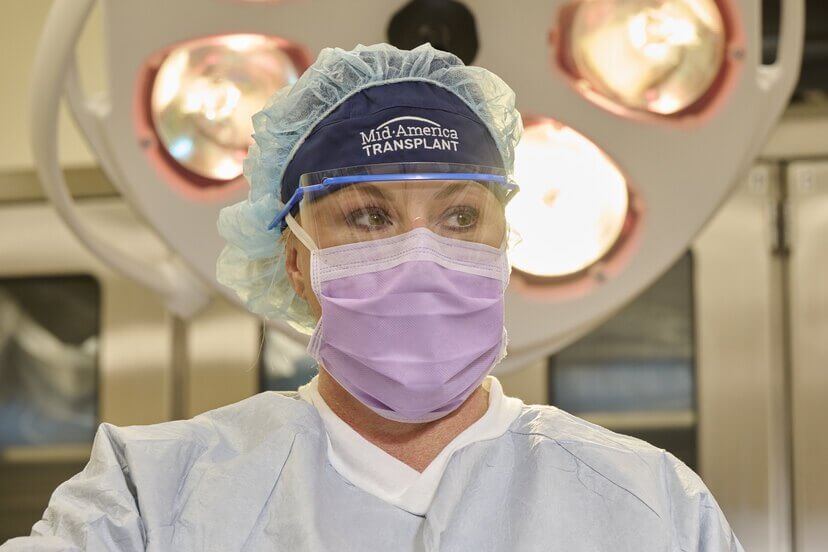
xmin=30 ymin=0 xmax=211 ymax=319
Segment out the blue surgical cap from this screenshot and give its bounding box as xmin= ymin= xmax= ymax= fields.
xmin=216 ymin=42 xmax=522 ymax=333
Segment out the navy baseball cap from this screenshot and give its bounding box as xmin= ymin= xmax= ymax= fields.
xmin=279 ymin=80 xmax=506 ymax=211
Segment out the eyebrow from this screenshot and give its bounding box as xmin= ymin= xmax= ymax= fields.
xmin=312 ymin=180 xmax=502 ymax=205
xmin=310 ymin=183 xmax=391 ymax=203
xmin=433 ymin=182 xmax=473 ymax=201
xmin=352 ymin=183 xmax=391 ymax=201
xmin=433 ymin=181 xmax=504 ymax=202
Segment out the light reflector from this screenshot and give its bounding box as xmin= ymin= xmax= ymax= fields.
xmin=507 ymin=118 xmax=630 ymax=278
xmin=562 ymin=0 xmax=726 ymax=115
xmin=149 ymin=34 xmax=300 ymax=182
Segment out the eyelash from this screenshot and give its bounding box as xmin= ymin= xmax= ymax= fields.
xmin=440 ymin=206 xmax=478 ymax=233
xmin=344 ymin=204 xmax=392 ymax=230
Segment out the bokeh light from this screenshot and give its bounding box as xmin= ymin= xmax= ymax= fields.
xmin=150 ymin=34 xmax=300 ymax=181
xmin=564 ymin=0 xmax=726 ymax=115
xmin=507 ymin=119 xmax=630 ymax=277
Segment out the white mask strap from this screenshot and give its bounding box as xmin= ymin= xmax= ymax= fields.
xmin=285 ymin=213 xmax=319 ymax=252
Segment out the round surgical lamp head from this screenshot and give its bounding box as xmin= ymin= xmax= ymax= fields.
xmin=139 ymin=34 xmax=306 ymax=195
xmin=507 ymin=117 xmax=631 ymax=279
xmin=149 ymin=34 xmax=299 ymax=185
xmin=555 ymin=0 xmax=731 ymax=118
xmin=31 ymin=0 xmax=803 ymax=356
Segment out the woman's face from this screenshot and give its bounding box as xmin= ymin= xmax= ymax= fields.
xmin=305 ymin=179 xmax=507 ymax=248
xmin=284 ymin=179 xmax=508 ymax=319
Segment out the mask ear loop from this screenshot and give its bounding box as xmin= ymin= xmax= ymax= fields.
xmin=285 ymin=213 xmax=319 ymax=252
xmin=285 ymin=212 xmax=325 ymax=356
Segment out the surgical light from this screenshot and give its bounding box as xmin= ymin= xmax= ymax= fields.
xmin=30 ymin=0 xmax=803 ymax=369
xmin=507 ymin=119 xmax=629 ymax=278
xmin=561 ymin=0 xmax=727 ymax=115
xmin=149 ymin=34 xmax=299 ymax=183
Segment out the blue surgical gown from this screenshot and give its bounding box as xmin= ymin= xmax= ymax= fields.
xmin=1 ymin=391 xmax=743 ymax=551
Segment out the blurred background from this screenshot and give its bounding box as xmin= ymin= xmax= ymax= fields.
xmin=0 ymin=0 xmax=826 ymax=550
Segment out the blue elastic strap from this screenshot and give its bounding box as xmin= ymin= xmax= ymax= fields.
xmin=267 ymin=173 xmax=516 ymax=231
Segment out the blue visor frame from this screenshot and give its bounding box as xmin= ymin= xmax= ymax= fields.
xmin=267 ymin=172 xmax=518 ymax=231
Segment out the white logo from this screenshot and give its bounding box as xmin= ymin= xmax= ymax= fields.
xmin=359 ymin=116 xmax=460 ymax=157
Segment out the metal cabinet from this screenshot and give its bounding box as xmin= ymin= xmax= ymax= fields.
xmin=788 ymin=161 xmax=828 ymax=552
xmin=694 ymin=165 xmax=792 ymax=552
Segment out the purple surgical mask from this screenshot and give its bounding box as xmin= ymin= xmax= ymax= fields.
xmin=287 ymin=217 xmax=510 ymax=423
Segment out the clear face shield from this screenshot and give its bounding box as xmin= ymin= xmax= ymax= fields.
xmin=268 ymin=163 xmax=519 ymax=250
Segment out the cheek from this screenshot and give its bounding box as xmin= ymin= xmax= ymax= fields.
xmin=297 ymin=248 xmax=322 ymax=318
xmin=480 ymin=217 xmax=507 ymax=247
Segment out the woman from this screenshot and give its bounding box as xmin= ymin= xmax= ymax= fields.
xmin=2 ymin=43 xmax=742 ymax=551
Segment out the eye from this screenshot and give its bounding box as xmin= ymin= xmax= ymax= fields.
xmin=441 ymin=206 xmax=479 ymax=231
xmin=345 ymin=206 xmax=393 ymax=230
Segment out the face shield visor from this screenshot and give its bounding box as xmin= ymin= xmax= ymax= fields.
xmin=268 ymin=163 xmax=519 ymax=250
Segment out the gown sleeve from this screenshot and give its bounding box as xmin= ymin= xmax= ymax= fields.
xmin=663 ymin=451 xmax=745 ymax=552
xmin=0 ymin=423 xmax=146 ymax=552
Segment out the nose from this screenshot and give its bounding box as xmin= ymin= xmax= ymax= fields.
xmin=409 ymin=215 xmax=428 ymax=229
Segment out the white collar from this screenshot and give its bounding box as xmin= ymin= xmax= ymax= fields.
xmin=297 ymin=374 xmax=523 ymax=515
